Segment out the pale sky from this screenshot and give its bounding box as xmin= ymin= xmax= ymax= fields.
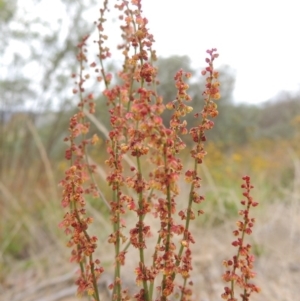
xmin=141 ymin=0 xmax=300 ymax=104
xmin=23 ymin=0 xmax=300 ymax=105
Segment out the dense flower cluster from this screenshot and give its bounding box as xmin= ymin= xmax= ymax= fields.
xmin=221 ymin=176 xmax=260 ymax=301
xmin=59 ymin=1 xmax=260 ymax=301
xmin=59 ymin=34 xmax=104 ymax=301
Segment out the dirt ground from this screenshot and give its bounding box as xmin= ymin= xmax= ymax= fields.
xmin=2 ymin=199 xmax=300 ymax=301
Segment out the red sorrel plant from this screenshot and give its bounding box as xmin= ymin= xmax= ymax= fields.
xmin=59 ymin=1 xmax=260 ymax=300
xmin=222 ymin=176 xmax=260 ymax=301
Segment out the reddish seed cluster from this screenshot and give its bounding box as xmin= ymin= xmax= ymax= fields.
xmin=221 ymin=176 xmax=260 ymax=301
xmin=140 ymin=62 xmax=156 ymax=82
xmin=59 ymin=0 xmax=260 ymax=300
xmin=59 ymin=33 xmax=105 ymax=300
xmin=84 ymin=11 xmax=219 ymax=299
xmin=190 ymin=48 xmax=220 ymax=164
xmin=100 ymin=2 xmax=208 ymax=299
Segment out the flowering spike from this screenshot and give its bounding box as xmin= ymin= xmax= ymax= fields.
xmin=222 ymin=176 xmax=260 ymax=301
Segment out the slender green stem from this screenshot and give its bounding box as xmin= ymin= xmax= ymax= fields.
xmin=161 ymin=150 xmax=173 ymax=301
xmin=180 ymin=278 xmax=187 ymax=301
xmin=149 ymin=235 xmax=161 ymax=300
xmin=136 ymin=155 xmax=150 ymax=301
xmin=110 ymin=139 xmax=122 ymax=300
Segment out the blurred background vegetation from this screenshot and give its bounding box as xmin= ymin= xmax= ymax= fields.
xmin=1 ymin=0 xmax=300 ymax=297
